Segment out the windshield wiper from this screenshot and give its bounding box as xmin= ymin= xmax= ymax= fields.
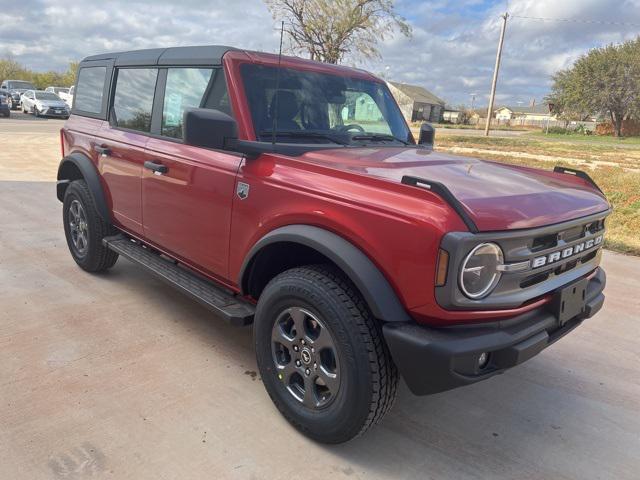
xmin=350 ymin=133 xmax=411 ymax=145
xmin=259 ymin=130 xmax=348 ymax=146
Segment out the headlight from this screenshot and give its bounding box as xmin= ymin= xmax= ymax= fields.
xmin=459 ymin=242 xmax=503 ymax=299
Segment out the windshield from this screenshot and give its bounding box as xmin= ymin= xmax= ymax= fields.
xmin=241 ymin=64 xmax=413 ymax=146
xmin=53 ymin=87 xmax=69 ymax=94
xmin=35 ymin=92 xmax=61 ymax=100
xmin=8 ymin=81 xmax=35 ymax=90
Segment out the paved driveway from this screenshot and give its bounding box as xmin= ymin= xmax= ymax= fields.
xmin=1 ymin=116 xmax=639 ymax=479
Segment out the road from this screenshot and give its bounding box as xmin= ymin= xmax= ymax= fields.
xmin=1 ymin=113 xmax=639 ymax=479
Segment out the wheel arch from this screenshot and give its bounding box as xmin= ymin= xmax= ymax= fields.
xmin=239 ymin=225 xmax=411 ymax=323
xmin=57 ymin=152 xmax=110 ymax=222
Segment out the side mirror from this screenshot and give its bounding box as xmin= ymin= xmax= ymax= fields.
xmin=418 ymin=123 xmax=435 ymax=148
xmin=183 ymin=108 xmax=238 ymax=150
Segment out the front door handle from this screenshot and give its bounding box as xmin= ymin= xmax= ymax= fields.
xmin=94 ymin=145 xmax=111 ymax=157
xmin=144 ymin=160 xmax=168 ymax=175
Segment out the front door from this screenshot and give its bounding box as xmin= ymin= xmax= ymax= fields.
xmin=142 ymin=67 xmax=241 ymax=279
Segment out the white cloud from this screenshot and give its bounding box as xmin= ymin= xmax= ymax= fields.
xmin=1 ymin=0 xmax=638 ymax=106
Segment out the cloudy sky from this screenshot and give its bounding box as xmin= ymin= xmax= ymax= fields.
xmin=2 ymin=0 xmax=639 ymax=106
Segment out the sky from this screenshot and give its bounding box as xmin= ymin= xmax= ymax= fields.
xmin=2 ymin=0 xmax=640 ymax=107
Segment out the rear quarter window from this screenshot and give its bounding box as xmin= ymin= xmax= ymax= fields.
xmin=75 ymin=67 xmax=107 ymax=114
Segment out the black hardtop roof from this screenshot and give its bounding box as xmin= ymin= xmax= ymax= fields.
xmin=80 ymin=45 xmax=239 ymax=67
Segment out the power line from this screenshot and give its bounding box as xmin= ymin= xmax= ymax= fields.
xmin=510 ymin=14 xmax=640 ymax=28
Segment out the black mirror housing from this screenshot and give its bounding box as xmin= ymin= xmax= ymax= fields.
xmin=418 ymin=123 xmax=435 ymax=148
xmin=183 ymin=108 xmax=238 ymax=150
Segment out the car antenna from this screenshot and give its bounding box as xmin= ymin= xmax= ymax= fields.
xmin=271 ymin=20 xmax=285 ymax=146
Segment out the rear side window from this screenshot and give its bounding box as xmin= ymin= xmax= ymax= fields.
xmin=162 ymin=68 xmax=213 ymax=139
xmin=75 ymin=67 xmax=107 ymax=114
xmin=113 ymin=68 xmax=158 ymax=132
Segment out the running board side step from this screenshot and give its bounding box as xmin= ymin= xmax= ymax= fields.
xmin=103 ymin=235 xmax=255 ymax=326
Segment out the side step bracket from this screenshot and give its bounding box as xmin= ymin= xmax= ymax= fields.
xmin=103 ymin=235 xmax=255 ymax=326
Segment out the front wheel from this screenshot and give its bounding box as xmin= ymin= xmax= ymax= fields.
xmin=63 ymin=180 xmax=119 ymax=272
xmin=254 ymin=265 xmax=398 ymax=443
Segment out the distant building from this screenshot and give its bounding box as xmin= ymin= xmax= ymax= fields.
xmin=443 ymin=108 xmax=464 ymax=124
xmin=494 ymin=103 xmax=556 ymax=124
xmin=387 ymin=81 xmax=445 ymax=124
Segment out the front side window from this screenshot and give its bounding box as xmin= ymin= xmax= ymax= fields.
xmin=240 ymin=64 xmax=411 ymax=146
xmin=75 ymin=67 xmax=107 ymax=114
xmin=162 ymin=68 xmax=213 ymax=139
xmin=113 ymin=68 xmax=158 ymax=132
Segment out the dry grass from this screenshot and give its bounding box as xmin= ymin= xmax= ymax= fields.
xmin=435 ymin=134 xmax=640 ymax=256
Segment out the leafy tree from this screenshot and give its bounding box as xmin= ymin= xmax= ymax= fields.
xmin=547 ymin=38 xmax=640 ymax=137
xmin=0 ymin=58 xmax=78 ymax=89
xmin=265 ymin=0 xmax=411 ymax=64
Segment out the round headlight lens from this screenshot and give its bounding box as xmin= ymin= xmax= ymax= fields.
xmin=459 ymin=243 xmax=504 ymax=299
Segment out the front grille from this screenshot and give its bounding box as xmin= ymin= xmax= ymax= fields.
xmin=437 ymin=209 xmax=610 ymax=310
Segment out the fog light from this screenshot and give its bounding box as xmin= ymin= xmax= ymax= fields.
xmin=478 ymin=352 xmax=490 ymax=369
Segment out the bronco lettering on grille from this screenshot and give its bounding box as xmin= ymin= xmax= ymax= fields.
xmin=531 ymin=234 xmax=603 ymax=269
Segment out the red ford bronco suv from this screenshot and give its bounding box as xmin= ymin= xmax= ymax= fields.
xmin=57 ymin=46 xmax=609 ymax=444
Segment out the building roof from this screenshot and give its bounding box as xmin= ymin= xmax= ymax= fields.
xmin=388 ymin=82 xmax=445 ymax=106
xmin=497 ymin=104 xmax=551 ymax=115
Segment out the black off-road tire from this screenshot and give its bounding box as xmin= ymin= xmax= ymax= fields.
xmin=254 ymin=265 xmax=399 ymax=444
xmin=63 ymin=179 xmax=118 ymax=272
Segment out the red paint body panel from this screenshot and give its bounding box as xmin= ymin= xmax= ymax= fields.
xmin=61 ymin=49 xmax=609 ymax=327
xmin=143 ymin=137 xmax=243 ymax=277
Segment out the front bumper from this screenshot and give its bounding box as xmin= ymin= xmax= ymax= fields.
xmin=383 ymin=267 xmax=605 ymax=395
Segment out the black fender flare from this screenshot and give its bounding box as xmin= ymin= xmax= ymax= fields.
xmin=239 ymin=225 xmax=411 ymax=323
xmin=56 ymin=152 xmax=110 ymax=222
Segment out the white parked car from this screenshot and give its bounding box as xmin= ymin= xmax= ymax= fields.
xmin=58 ymin=85 xmax=74 ymax=107
xmin=20 ymin=90 xmax=70 ymax=118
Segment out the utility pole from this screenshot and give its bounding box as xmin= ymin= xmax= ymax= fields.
xmin=484 ymin=12 xmax=509 ymax=136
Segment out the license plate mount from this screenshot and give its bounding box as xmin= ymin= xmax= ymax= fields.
xmin=551 ymin=277 xmax=589 ymax=326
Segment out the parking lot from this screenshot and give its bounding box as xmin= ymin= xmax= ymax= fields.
xmin=1 ymin=113 xmax=639 ymax=479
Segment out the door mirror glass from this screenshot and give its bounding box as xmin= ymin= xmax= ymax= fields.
xmin=183 ymin=108 xmax=238 ymax=150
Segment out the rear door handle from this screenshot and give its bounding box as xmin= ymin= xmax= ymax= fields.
xmin=94 ymin=145 xmax=111 ymax=157
xmin=144 ymin=160 xmax=168 ymax=175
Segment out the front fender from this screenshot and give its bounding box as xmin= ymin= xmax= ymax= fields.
xmin=240 ymin=225 xmax=411 ymax=323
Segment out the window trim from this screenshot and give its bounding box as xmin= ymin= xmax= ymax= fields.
xmin=71 ymin=60 xmax=113 ymax=120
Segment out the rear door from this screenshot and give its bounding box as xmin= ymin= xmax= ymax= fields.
xmin=97 ymin=67 xmax=159 ymax=235
xmin=142 ymin=67 xmax=242 ymax=279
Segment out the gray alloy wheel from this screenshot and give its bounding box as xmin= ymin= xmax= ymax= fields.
xmin=271 ymin=306 xmax=340 ymax=409
xmin=68 ymin=199 xmax=89 ymax=257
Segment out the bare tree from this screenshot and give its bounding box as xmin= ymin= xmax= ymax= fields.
xmin=265 ymin=0 xmax=411 ymax=64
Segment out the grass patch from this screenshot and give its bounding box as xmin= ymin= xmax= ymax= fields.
xmin=434 ymin=137 xmax=640 ymax=256
xmin=530 ymin=131 xmax=640 ymax=144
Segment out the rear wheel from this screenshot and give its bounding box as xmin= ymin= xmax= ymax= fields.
xmin=254 ymin=265 xmax=398 ymax=443
xmin=63 ymin=180 xmax=118 ymax=272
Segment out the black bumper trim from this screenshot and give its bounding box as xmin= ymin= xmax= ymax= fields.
xmin=384 ymin=268 xmax=606 ymax=395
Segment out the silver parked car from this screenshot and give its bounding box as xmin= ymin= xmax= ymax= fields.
xmin=20 ymin=90 xmax=70 ymax=118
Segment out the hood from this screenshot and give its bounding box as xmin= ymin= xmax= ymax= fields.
xmin=301 ymin=147 xmax=609 ymax=231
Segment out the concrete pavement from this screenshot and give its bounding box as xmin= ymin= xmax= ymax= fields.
xmin=1 ymin=115 xmax=639 ymax=479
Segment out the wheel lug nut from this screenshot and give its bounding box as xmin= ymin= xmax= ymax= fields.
xmin=311 ymin=347 xmax=314 ymax=353
xmin=295 ymin=360 xmax=301 ymax=367
xmin=293 ymin=345 xmax=299 ymax=352
xmin=305 ymin=368 xmax=310 ymax=376
xmin=301 ymin=339 xmax=306 ymax=345
xmin=313 ymin=362 xmax=317 ymax=369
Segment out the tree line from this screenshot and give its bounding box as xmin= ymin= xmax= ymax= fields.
xmin=0 ymin=57 xmax=78 ymax=90
xmin=548 ymin=37 xmax=640 ymax=137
